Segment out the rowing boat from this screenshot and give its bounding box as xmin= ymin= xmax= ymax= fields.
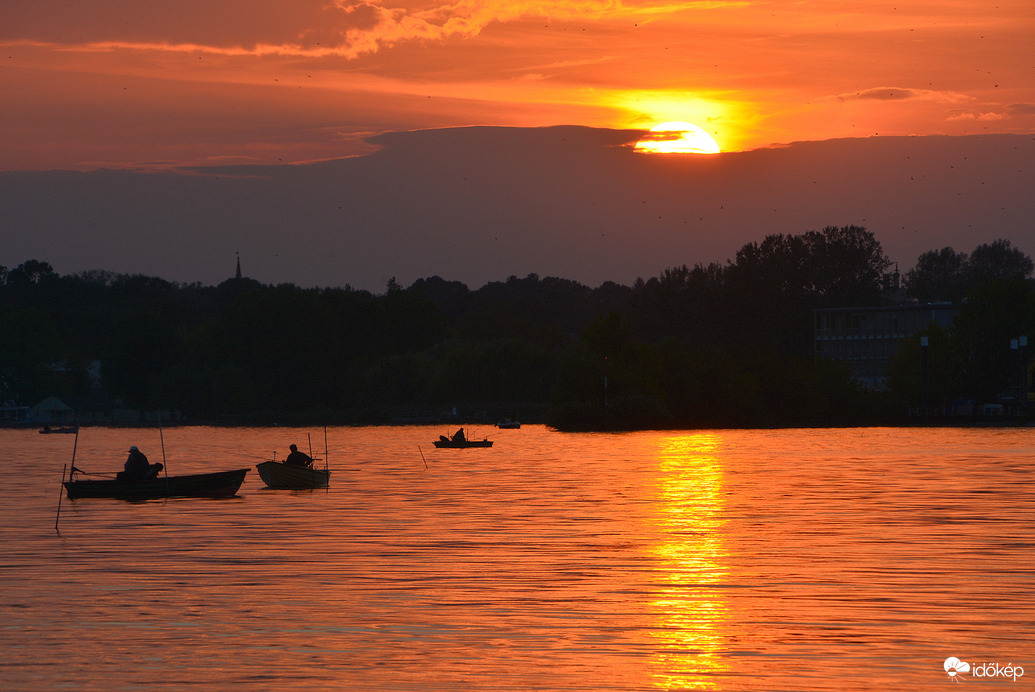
xmin=432 ymin=438 xmax=493 ymax=448
xmin=64 ymin=468 xmax=249 ymax=500
xmin=256 ymin=461 xmax=330 ymax=489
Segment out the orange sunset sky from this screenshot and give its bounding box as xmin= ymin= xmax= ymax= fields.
xmin=3 ymin=0 xmax=1034 ymax=171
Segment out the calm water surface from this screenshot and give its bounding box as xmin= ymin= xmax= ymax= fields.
xmin=1 ymin=425 xmax=1032 ymax=690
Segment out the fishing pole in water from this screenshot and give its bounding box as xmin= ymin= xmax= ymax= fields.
xmin=55 ymin=426 xmax=80 ymax=534
xmin=55 ymin=464 xmax=67 ymax=534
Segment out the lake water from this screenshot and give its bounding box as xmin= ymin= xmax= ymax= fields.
xmin=1 ymin=425 xmax=1032 ymax=690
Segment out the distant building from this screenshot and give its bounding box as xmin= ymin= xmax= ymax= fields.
xmin=813 ymin=303 xmax=957 ymax=388
xmin=0 ymin=405 xmax=32 ymax=423
xmin=32 ymin=396 xmax=75 ymax=424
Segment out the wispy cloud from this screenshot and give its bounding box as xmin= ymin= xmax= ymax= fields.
xmin=835 ymin=87 xmax=972 ymax=104
xmin=839 ymin=87 xmax=917 ymax=101
xmin=2 ymin=0 xmax=734 ymax=59
xmin=1006 ymin=103 xmax=1035 ymax=115
xmin=948 ymin=111 xmax=1008 ymax=122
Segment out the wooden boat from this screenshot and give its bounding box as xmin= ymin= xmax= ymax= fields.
xmin=256 ymin=460 xmax=330 ymax=489
xmin=495 ymin=418 xmax=521 ymax=429
xmin=40 ymin=425 xmax=79 ymax=434
xmin=64 ymin=468 xmax=249 ymax=500
xmin=432 ymin=438 xmax=493 ymax=448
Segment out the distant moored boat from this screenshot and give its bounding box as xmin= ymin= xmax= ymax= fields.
xmin=40 ymin=425 xmax=79 ymax=434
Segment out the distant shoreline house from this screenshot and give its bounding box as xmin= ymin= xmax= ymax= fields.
xmin=0 ymin=405 xmax=32 ymax=423
xmin=813 ymin=303 xmax=957 ymax=389
xmin=32 ymin=396 xmax=76 ymax=424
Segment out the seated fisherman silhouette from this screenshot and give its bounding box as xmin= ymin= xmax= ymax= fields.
xmin=284 ymin=444 xmax=314 ymax=467
xmin=117 ymin=446 xmax=163 ymax=481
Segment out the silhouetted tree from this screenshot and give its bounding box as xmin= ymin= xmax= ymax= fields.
xmin=905 ymin=247 xmax=970 ymax=303
xmin=803 ymin=225 xmax=890 ymax=305
xmin=968 ymin=239 xmax=1033 ymax=284
xmin=950 ymin=278 xmax=1035 ymax=402
xmin=725 ymin=226 xmax=890 ymax=356
xmin=1 ymin=227 xmax=1024 ymax=428
xmin=5 ymin=259 xmax=56 ymax=287
xmin=905 ymin=240 xmax=1033 ymax=304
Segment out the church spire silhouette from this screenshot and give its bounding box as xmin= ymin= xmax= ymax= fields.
xmin=235 ymin=252 xmax=242 ymax=279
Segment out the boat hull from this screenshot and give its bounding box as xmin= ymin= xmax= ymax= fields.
xmin=256 ymin=461 xmax=330 ymax=489
xmin=64 ymin=468 xmax=249 ymax=500
xmin=432 ymin=439 xmax=493 ymax=448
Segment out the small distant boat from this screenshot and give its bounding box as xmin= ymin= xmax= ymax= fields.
xmin=256 ymin=461 xmax=330 ymax=489
xmin=64 ymin=468 xmax=249 ymax=500
xmin=433 ymin=437 xmax=493 ymax=448
xmin=495 ymin=418 xmax=521 ymax=429
xmin=40 ymin=425 xmax=79 ymax=434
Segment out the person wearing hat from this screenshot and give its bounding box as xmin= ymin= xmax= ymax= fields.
xmin=284 ymin=444 xmax=314 ymax=467
xmin=122 ymin=445 xmax=152 ymax=481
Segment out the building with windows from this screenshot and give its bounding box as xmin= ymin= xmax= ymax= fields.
xmin=813 ymin=303 xmax=957 ymax=388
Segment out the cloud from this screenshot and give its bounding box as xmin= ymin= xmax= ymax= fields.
xmin=0 ymin=0 xmax=700 ymax=60
xmin=1007 ymin=103 xmax=1035 ymax=115
xmin=948 ymin=111 xmax=1008 ymax=122
xmin=839 ymin=87 xmax=917 ymax=101
xmin=835 ymin=87 xmax=974 ymax=107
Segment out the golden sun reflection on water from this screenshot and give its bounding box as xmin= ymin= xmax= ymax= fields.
xmin=648 ymin=433 xmax=730 ymax=690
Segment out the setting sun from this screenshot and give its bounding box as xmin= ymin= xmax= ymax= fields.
xmin=634 ymin=122 xmax=721 ymax=154
xmin=629 ymin=124 xmax=720 ymax=156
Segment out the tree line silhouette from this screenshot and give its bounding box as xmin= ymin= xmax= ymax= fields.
xmin=2 ymin=226 xmax=1032 ymax=429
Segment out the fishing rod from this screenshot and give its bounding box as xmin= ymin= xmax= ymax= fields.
xmin=323 ymin=427 xmax=329 ymax=474
xmin=55 ymin=464 xmax=67 ymax=534
xmin=324 ymin=426 xmax=330 ymax=493
xmin=158 ymin=410 xmax=170 ymax=500
xmin=307 ymin=431 xmax=316 ymax=483
xmin=55 ymin=425 xmax=79 ymax=534
xmin=158 ymin=412 xmax=168 ymax=471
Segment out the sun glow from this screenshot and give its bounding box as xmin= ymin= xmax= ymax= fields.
xmin=635 ymin=121 xmax=721 ymax=154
